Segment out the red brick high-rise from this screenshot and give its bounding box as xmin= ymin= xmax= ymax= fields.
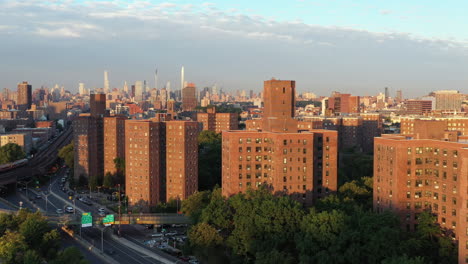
xmin=374 ymin=130 xmax=468 ymax=263
xmin=73 ymin=94 xmax=107 ymax=183
xmin=182 ymin=83 xmax=197 ymax=112
xmin=125 ymin=119 xmax=199 ymax=209
xmin=325 ymin=92 xmax=360 ymax=115
xmin=104 ymin=115 xmax=126 ymax=176
xmin=222 ymin=79 xmax=338 ymax=206
xmin=125 ymin=119 xmax=166 ymax=208
xmin=17 ymin=82 xmax=32 ymax=111
xmin=166 ymin=121 xmax=199 ymax=201
xmin=197 ymin=106 xmax=238 ymax=133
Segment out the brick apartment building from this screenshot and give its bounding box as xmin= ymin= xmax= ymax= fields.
xmin=252 ymin=113 xmax=382 ymax=153
xmin=323 ymin=92 xmax=360 ymax=116
xmin=401 ymin=117 xmax=468 ymax=136
xmin=0 ymin=133 xmax=32 ymax=153
xmin=222 ymin=79 xmax=338 ymax=206
xmin=374 ymin=129 xmax=468 ymax=263
xmin=125 ymin=119 xmax=166 ymax=207
xmin=166 ymin=121 xmax=199 ymax=201
xmin=103 ymin=115 xmax=126 ymax=176
xmin=197 ymin=106 xmax=238 ymax=133
xmin=125 ymin=119 xmax=199 ymax=208
xmin=73 ymin=94 xmax=106 ymax=182
xmin=404 ymin=100 xmax=433 ymax=115
xmin=182 ymin=83 xmax=197 ymax=112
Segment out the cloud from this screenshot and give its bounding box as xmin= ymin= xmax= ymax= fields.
xmin=380 ymin=10 xmax=392 ymax=15
xmin=36 ymin=27 xmax=81 ymax=38
xmin=0 ymin=0 xmax=467 ymax=97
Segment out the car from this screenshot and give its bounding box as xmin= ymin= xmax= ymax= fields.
xmin=98 ymin=211 xmax=106 ymax=217
xmin=56 ymin=209 xmax=63 ymax=214
xmin=82 ymin=199 xmax=93 ymax=206
xmin=104 ymin=249 xmax=116 ymax=255
xmin=145 ymin=224 xmax=154 ymax=229
xmin=67 ymin=191 xmax=74 ymax=196
xmin=65 ymin=206 xmax=74 ymax=213
xmin=35 ymin=195 xmax=41 ymax=199
xmin=151 ymin=233 xmax=164 ymax=238
xmin=165 ymin=232 xmax=177 ymax=236
xmin=61 ymin=178 xmax=66 ymax=183
xmin=98 ymin=207 xmax=106 ymax=213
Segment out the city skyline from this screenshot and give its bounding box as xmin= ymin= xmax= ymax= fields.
xmin=0 ymin=1 xmax=467 ymax=97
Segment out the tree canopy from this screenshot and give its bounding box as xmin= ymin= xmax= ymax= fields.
xmin=0 ymin=210 xmax=88 ymax=264
xmin=0 ymin=143 xmax=26 ymax=164
xmin=198 ymin=131 xmax=222 ymax=191
xmin=183 ymin=186 xmax=457 ymax=264
xmin=58 ymin=142 xmax=74 ymax=168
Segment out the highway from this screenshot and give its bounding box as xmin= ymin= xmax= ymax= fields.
xmin=0 ymin=127 xmax=73 ymax=185
xmin=43 ymin=168 xmax=164 ymax=264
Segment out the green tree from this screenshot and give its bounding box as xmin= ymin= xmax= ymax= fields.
xmin=0 ymin=213 xmax=19 ymax=237
xmin=19 ymin=212 xmax=49 ymax=250
xmin=39 ymin=230 xmax=61 ymax=259
xmin=23 ymin=250 xmax=41 ymax=264
xmin=181 ymin=190 xmax=211 ymax=223
xmin=227 ymin=188 xmax=304 ymax=260
xmin=198 ymin=131 xmax=222 ymax=191
xmin=0 ymin=143 xmax=26 ymax=164
xmin=0 ymin=230 xmax=28 ymax=264
xmin=189 ymin=222 xmax=223 ymax=248
xmin=255 ymin=250 xmax=296 ymax=264
xmin=50 ymin=247 xmax=88 ymax=264
xmin=113 ymin=157 xmax=125 ymax=185
xmin=200 ymin=188 xmax=232 ymax=230
xmin=103 ymin=172 xmax=113 ymax=188
xmin=381 ymin=255 xmax=425 ymax=264
xmin=58 ymin=143 xmax=74 ymax=168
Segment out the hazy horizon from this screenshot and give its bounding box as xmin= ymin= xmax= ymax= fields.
xmin=1 ymin=0 xmax=467 ymax=98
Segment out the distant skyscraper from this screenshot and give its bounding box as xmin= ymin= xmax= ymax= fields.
xmin=17 ymin=81 xmax=32 ymax=111
xmin=433 ymin=90 xmax=463 ymax=111
xmin=155 ymin=69 xmax=158 ymax=90
xmin=134 ymin=81 xmax=143 ymax=101
xmin=123 ymin=81 xmax=128 ymax=93
xmin=160 ymin=88 xmax=168 ymax=108
xmin=180 ymin=66 xmax=185 ymax=91
xmin=384 ymin=87 xmax=389 ymax=100
xmin=166 ymin=81 xmax=171 ymax=99
xmin=396 ymin=90 xmax=403 ymax=101
xmin=182 ymin=83 xmax=197 ymax=111
xmin=104 ymin=71 xmax=110 ymax=93
xmin=79 ymin=83 xmax=85 ymax=95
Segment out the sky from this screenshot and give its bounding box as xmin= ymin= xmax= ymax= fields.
xmin=0 ymin=0 xmax=467 ymax=98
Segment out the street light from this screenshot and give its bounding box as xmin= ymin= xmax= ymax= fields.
xmin=19 ymin=201 xmax=23 ymax=210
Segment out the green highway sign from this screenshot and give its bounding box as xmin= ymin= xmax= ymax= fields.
xmin=81 ymin=212 xmax=92 ymax=228
xmin=103 ymin=214 xmax=114 ymax=226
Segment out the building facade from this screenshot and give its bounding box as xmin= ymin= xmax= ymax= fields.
xmin=222 ymin=79 xmax=338 ymax=206
xmin=182 ymin=83 xmax=197 ymax=112
xmin=125 ymin=120 xmax=166 ymax=207
xmin=166 ymin=121 xmax=199 ymax=201
xmin=197 ymin=107 xmax=239 ymax=133
xmin=17 ymin=82 xmax=32 ymax=111
xmin=103 ymin=115 xmax=126 ymax=176
xmin=374 ymin=133 xmax=468 ymax=263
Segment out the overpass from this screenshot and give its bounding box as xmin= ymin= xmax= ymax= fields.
xmin=0 ymin=128 xmax=73 ymax=186
xmin=0 ymin=208 xmax=190 ymax=226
